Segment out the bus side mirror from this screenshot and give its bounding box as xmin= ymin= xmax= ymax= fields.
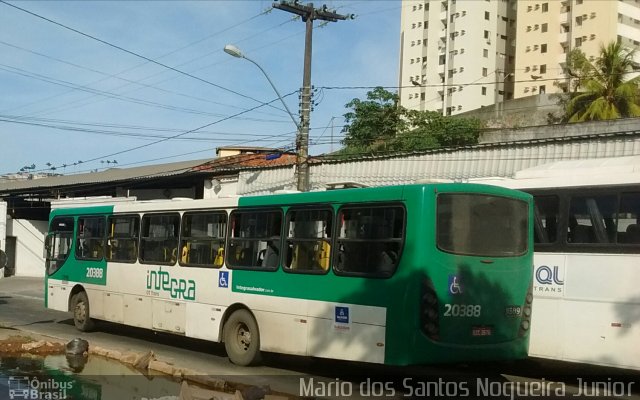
xmin=0 ymin=250 xmax=6 ymax=270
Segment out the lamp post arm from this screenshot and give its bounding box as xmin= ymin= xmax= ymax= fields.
xmin=243 ymin=56 xmax=300 ymax=130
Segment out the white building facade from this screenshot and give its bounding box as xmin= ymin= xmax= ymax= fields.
xmin=514 ymin=0 xmax=640 ymax=98
xmin=399 ymin=0 xmax=517 ymax=116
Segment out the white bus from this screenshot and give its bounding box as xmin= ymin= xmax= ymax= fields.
xmin=476 ymin=155 xmax=640 ymax=370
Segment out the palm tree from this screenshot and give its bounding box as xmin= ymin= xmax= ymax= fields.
xmin=565 ymin=41 xmax=640 ymax=122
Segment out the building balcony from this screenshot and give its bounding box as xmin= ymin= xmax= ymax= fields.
xmin=558 ymin=53 xmax=568 ymax=65
xmin=559 ymin=32 xmax=569 ymax=44
xmin=560 ymin=12 xmax=569 ymax=24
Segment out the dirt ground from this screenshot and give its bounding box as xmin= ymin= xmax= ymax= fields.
xmin=0 ymin=334 xmax=65 ymax=355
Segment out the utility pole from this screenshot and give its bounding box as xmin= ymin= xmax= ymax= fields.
xmin=273 ymin=1 xmax=352 ymax=191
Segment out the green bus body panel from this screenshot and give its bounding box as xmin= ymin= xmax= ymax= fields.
xmin=47 ymin=206 xmax=113 ymax=288
xmin=45 ymin=185 xmax=532 ymax=365
xmin=234 ymin=184 xmax=533 ymax=365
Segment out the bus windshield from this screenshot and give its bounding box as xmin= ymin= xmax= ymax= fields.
xmin=437 ymin=193 xmax=528 ymax=257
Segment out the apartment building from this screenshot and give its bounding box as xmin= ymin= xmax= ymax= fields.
xmin=514 ymin=0 xmax=640 ymax=98
xmin=399 ymin=0 xmax=517 ymax=116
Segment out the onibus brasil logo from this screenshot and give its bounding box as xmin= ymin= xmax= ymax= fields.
xmin=146 ymin=267 xmax=196 ymax=300
xmin=7 ymin=376 xmax=73 ymax=400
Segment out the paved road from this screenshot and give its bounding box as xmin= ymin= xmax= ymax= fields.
xmin=0 ymin=277 xmax=638 ymax=399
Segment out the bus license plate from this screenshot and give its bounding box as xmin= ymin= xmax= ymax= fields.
xmin=472 ymin=326 xmax=492 ymax=336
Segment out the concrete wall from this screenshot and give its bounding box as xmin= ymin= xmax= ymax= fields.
xmin=203 ymin=177 xmax=238 ymax=199
xmin=7 ymin=218 xmax=47 ymax=277
xmin=0 ymin=201 xmax=5 ymax=280
xmin=460 ymin=93 xmax=562 ymax=128
xmin=480 ymin=116 xmax=640 ymax=144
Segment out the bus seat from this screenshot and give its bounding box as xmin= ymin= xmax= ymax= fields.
xmin=262 ymin=242 xmax=280 ymax=268
xmin=234 ymin=245 xmax=250 ymax=266
xmin=377 ymin=249 xmax=397 ymax=274
xmin=571 ymin=225 xmax=592 ymax=243
xmin=214 ymin=247 xmax=224 ymax=267
xmin=315 ymin=241 xmax=330 ymax=271
xmin=181 ymin=243 xmax=190 ymax=263
xmin=163 ymin=247 xmax=177 ymax=263
xmin=626 ymin=224 xmax=640 ymax=243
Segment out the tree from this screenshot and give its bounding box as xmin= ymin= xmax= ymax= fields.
xmin=339 ymin=88 xmax=482 ymax=156
xmin=404 ymin=109 xmax=482 ymax=148
xmin=563 ymin=41 xmax=640 ymax=122
xmin=341 ymin=87 xmax=407 ymax=150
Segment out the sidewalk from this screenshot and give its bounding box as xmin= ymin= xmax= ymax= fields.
xmin=0 ymin=275 xmax=44 ymax=300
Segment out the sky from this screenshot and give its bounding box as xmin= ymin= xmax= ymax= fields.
xmin=0 ymin=0 xmax=401 ymax=176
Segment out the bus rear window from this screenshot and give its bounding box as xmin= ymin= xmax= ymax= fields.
xmin=437 ymin=194 xmax=528 ymax=257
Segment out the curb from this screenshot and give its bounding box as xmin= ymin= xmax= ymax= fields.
xmin=0 ymin=329 xmax=297 ymax=400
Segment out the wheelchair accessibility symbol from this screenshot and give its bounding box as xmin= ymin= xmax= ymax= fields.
xmin=218 ymin=271 xmax=229 ymax=288
xmin=448 ymin=275 xmax=463 ymax=295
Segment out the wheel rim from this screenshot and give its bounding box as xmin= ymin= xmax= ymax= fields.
xmin=75 ymin=301 xmax=87 ymax=324
xmin=233 ymin=322 xmax=251 ymax=352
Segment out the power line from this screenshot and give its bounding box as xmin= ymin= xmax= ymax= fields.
xmin=1 ymin=9 xmax=282 ymax=119
xmin=12 ymin=90 xmax=299 ymax=175
xmin=0 ymin=40 xmax=292 ymax=120
xmin=0 ymin=63 xmax=259 ymax=119
xmin=0 ymin=0 xmax=288 ymax=114
xmin=0 ymin=117 xmax=301 ymax=143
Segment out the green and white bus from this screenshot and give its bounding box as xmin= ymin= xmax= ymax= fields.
xmin=43 ymin=183 xmax=533 ymax=366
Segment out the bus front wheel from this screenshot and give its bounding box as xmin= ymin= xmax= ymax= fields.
xmin=223 ymin=309 xmax=261 ymax=366
xmin=72 ymin=291 xmax=95 ymax=332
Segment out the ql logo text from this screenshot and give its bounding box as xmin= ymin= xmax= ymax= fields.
xmin=535 ymin=265 xmax=564 ymax=285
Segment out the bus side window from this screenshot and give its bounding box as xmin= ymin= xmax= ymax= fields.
xmin=140 ymin=213 xmax=180 ymax=265
xmin=226 ymin=209 xmax=282 ymax=270
xmin=617 ymin=192 xmax=640 ymax=244
xmin=180 ymin=211 xmax=227 ymax=268
xmin=106 ymin=215 xmax=139 ymax=263
xmin=77 ymin=216 xmax=106 ymax=261
xmin=532 ymin=195 xmax=559 ymax=244
xmin=335 ymin=205 xmax=404 ymax=277
xmin=568 ymin=195 xmax=616 ymax=244
xmin=284 ymin=208 xmax=332 ymax=273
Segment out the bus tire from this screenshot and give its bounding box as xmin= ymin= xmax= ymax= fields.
xmin=223 ymin=309 xmax=261 ymax=366
xmin=72 ymin=291 xmax=95 ymax=332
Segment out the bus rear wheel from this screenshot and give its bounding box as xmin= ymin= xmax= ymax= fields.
xmin=223 ymin=309 xmax=261 ymax=366
xmin=72 ymin=291 xmax=95 ymax=332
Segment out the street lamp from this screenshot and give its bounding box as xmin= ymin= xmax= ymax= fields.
xmin=223 ymin=44 xmax=300 ymax=131
xmin=224 ymin=44 xmax=307 ymax=191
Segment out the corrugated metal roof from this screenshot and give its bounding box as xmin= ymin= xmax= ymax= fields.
xmin=237 ymin=130 xmax=640 ymax=195
xmin=0 ymin=158 xmax=212 ymax=193
xmin=193 ymin=152 xmax=297 ymax=172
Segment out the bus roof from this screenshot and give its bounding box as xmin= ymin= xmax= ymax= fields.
xmin=472 ymin=155 xmax=640 ymax=190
